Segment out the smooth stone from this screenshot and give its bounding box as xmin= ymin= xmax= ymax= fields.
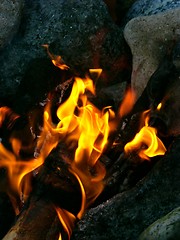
xmin=124 ymin=8 xmax=180 ymax=99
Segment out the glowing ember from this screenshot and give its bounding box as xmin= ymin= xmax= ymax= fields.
xmin=124 ymin=110 xmax=166 ymax=160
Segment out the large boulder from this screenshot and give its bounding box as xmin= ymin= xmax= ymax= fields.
xmin=0 ymin=0 xmax=129 ymax=103
xmin=0 ymin=0 xmax=23 ymax=49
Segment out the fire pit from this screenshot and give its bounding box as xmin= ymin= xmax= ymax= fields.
xmin=0 ymin=1 xmax=180 ymax=240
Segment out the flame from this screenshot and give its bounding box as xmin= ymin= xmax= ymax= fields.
xmin=0 ymin=71 xmax=114 ymax=225
xmin=43 ymin=75 xmax=114 ymax=202
xmin=119 ymin=87 xmax=136 ymax=118
xmin=124 ymin=110 xmax=166 ymax=160
xmin=89 ymin=68 xmax=102 ymax=80
xmin=39 ymin=74 xmax=116 ymax=238
xmin=0 ymin=106 xmax=20 ymax=129
xmin=157 ymin=102 xmax=162 ymax=110
xmin=0 ymin=65 xmax=167 ymax=239
xmin=55 ymin=207 xmax=76 ymax=240
xmin=42 ymin=44 xmax=69 ymax=70
xmin=0 ymin=138 xmax=47 ymax=213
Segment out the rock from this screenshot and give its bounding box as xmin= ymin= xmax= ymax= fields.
xmin=123 ymin=0 xmax=180 ymax=24
xmin=139 ymin=207 xmax=180 ymax=240
xmin=45 ymin=0 xmax=130 ymax=84
xmin=0 ymin=0 xmax=23 ymax=49
xmin=124 ymin=8 xmax=180 ymax=99
xmin=72 ymin=137 xmax=180 ymax=240
xmin=0 ymin=0 xmax=130 ymax=103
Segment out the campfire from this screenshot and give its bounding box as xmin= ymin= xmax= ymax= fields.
xmin=1 ymin=47 xmax=177 ymax=239
xmin=0 ymin=1 xmax=180 ymax=240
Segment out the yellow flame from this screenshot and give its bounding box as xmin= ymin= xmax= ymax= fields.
xmin=37 ymin=74 xmax=115 ymax=238
xmin=89 ymin=68 xmax=102 ymax=79
xmin=55 ymin=208 xmax=76 ymax=240
xmin=157 ymin=102 xmax=162 ymax=110
xmin=0 ymin=68 xmax=166 ymax=240
xmin=124 ymin=111 xmax=166 ymax=160
xmin=58 ymin=234 xmax=62 ymax=240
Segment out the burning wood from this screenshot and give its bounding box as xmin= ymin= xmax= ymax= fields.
xmin=0 ymin=61 xmax=171 ymax=239
xmin=0 ymin=28 xmax=179 ymax=240
xmin=0 ymin=69 xmax=116 ymax=239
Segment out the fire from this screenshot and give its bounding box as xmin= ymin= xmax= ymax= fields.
xmin=0 ymin=69 xmax=115 ymax=238
xmin=42 ymin=44 xmax=69 ymax=70
xmin=119 ymin=87 xmax=136 ymax=118
xmin=89 ymin=68 xmax=102 ymax=80
xmin=124 ymin=110 xmax=166 ymax=160
xmin=0 ymin=141 xmax=44 ymax=214
xmin=0 ymin=59 xmax=167 ymax=239
xmin=38 ymin=74 xmax=115 ymax=239
xmin=55 ymin=207 xmax=76 ymax=240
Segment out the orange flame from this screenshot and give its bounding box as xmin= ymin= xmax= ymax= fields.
xmin=55 ymin=207 xmax=76 ymax=240
xmin=34 ymin=74 xmax=115 ymax=238
xmin=124 ymin=110 xmax=166 ymax=160
xmin=0 ymin=140 xmax=45 ymax=214
xmin=0 ymin=106 xmax=19 ymax=128
xmin=42 ymin=75 xmax=114 ymax=207
xmin=89 ymin=68 xmax=102 ymax=80
xmin=42 ymin=44 xmax=69 ymax=70
xmin=119 ymin=87 xmax=136 ymax=118
xmin=0 ymin=66 xmax=166 ymax=240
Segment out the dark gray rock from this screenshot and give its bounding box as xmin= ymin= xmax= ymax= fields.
xmin=72 ymin=137 xmax=180 ymax=240
xmin=0 ymin=0 xmax=129 ymax=102
xmin=0 ymin=0 xmax=23 ymax=49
